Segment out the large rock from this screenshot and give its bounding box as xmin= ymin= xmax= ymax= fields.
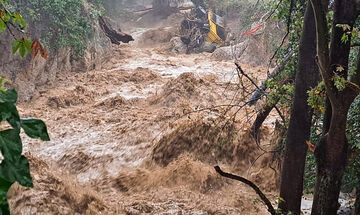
xmin=170 ymin=37 xmax=187 ymax=54
xmin=211 ymin=35 xmax=269 ymax=66
xmin=136 ymin=27 xmax=176 ymax=47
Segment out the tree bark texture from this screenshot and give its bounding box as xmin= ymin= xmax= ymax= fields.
xmin=310 ymin=0 xmax=360 ymax=214
xmin=251 ymin=101 xmax=277 ymax=140
xmin=356 ymin=188 xmax=360 ymax=215
xmin=278 ymin=2 xmax=320 ymax=214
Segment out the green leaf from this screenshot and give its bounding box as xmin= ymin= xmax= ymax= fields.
xmin=0 ymin=89 xmax=17 ymax=103
xmin=336 ymin=24 xmax=351 ymax=31
xmin=352 ymin=29 xmax=357 ymax=37
xmin=341 ymin=33 xmax=349 ymax=44
xmin=0 ymin=178 xmax=12 ymax=202
xmin=13 ymin=13 xmax=27 ymax=29
xmin=356 ymin=142 xmax=360 ymax=149
xmin=0 ymin=156 xmax=33 ymax=187
xmin=0 ymin=20 xmax=5 ymax=32
xmin=0 ymin=177 xmax=13 ymax=215
xmin=0 ymin=78 xmax=10 ymax=92
xmin=336 ymin=66 xmax=345 ymax=72
xmin=0 ymin=102 xmax=20 ymax=129
xmin=24 ymin=39 xmax=32 ymax=53
xmin=11 ymin=40 xmax=20 ymax=54
xmin=0 ymin=129 xmax=22 ymax=162
xmin=3 ymin=11 xmax=10 ymax=22
xmin=334 ymin=75 xmax=346 ymax=91
xmin=19 ymin=45 xmax=25 ymax=58
xmin=0 ymin=199 xmax=10 ymax=215
xmin=21 ymin=118 xmax=50 ymax=141
xmin=12 ymin=38 xmax=31 ymax=57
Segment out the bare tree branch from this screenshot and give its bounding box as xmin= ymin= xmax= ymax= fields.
xmin=309 ymin=0 xmax=332 ymax=95
xmin=248 ymin=50 xmax=295 ymax=105
xmin=264 ymin=0 xmax=284 ymax=22
xmin=251 ymin=101 xmax=278 ymax=139
xmin=214 ymin=166 xmax=277 ymax=215
xmin=267 ymin=0 xmax=295 ymax=71
xmin=235 ymin=63 xmax=285 ymax=123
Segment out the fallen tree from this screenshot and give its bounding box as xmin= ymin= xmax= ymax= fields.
xmin=98 ymin=16 xmax=134 ymax=45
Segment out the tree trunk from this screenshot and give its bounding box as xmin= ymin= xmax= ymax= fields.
xmin=251 ymin=102 xmax=277 ymax=140
xmin=356 ymin=187 xmax=360 ymax=215
xmin=278 ymin=2 xmax=319 ymax=214
xmin=311 ymin=110 xmax=350 ymax=215
xmin=322 ymin=98 xmax=332 ymax=134
xmin=310 ymin=0 xmax=359 ymax=214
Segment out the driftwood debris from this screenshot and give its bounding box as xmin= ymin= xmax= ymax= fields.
xmin=98 ymin=16 xmax=134 ymax=45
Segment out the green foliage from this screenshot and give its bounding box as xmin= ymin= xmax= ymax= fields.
xmin=0 ymin=0 xmax=36 ymax=58
xmin=333 ymin=74 xmax=347 ymax=91
xmin=0 ymin=77 xmax=50 ymax=214
xmin=348 ymin=96 xmax=360 ymax=149
xmin=0 ymin=8 xmax=27 ymax=32
xmin=336 ymin=24 xmax=352 ymax=44
xmin=268 ymin=0 xmax=305 ymax=38
xmin=267 ymin=79 xmax=295 ymax=108
xmin=11 ymin=38 xmax=32 ymax=57
xmin=261 ymin=0 xmax=306 ymax=115
xmin=12 ymin=0 xmax=95 ymax=57
xmin=342 ymin=96 xmax=360 ymax=192
xmin=21 ymin=118 xmax=50 ymax=141
xmin=304 ymin=151 xmax=316 ymax=193
xmin=265 ymin=52 xmax=297 ymax=110
xmin=307 ymin=81 xmax=325 ymax=112
xmin=303 ymin=122 xmax=322 ymax=193
xmin=304 ymin=97 xmax=360 ymax=194
xmin=0 ymin=2 xmax=50 ymax=213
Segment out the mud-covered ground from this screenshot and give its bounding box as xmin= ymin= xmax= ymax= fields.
xmin=9 ymin=41 xmax=283 ymax=215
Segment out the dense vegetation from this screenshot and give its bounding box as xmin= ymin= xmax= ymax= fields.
xmin=9 ymin=0 xmax=104 ymax=57
xmin=0 ymin=1 xmax=50 ymax=214
xmin=0 ymin=0 xmax=359 ymax=214
xmin=264 ymin=0 xmax=360 ymax=214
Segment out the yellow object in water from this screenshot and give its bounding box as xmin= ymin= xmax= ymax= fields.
xmin=206 ymin=11 xmax=226 ymax=46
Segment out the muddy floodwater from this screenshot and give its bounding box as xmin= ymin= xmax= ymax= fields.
xmin=9 ymin=43 xmax=283 ymax=214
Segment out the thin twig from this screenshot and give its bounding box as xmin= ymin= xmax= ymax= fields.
xmin=183 ymin=103 xmax=251 ymax=116
xmin=0 ymin=1 xmax=31 ymax=38
xmin=248 ymin=49 xmax=295 ymax=105
xmin=266 ymin=0 xmax=294 ymax=72
xmin=235 ymin=62 xmax=285 ymax=122
xmin=264 ymin=0 xmax=284 ymax=22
